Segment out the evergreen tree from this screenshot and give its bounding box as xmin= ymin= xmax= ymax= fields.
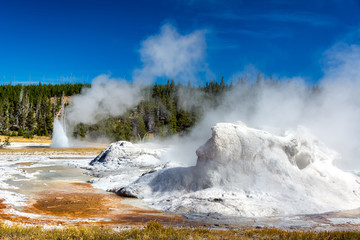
xmin=25 ymin=108 xmax=36 ymax=131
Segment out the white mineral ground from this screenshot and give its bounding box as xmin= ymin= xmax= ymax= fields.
xmin=2 ymin=121 xmax=360 ymax=230
xmin=90 ymin=121 xmax=360 ymax=224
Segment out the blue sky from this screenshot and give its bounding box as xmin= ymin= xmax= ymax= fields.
xmin=0 ymin=0 xmax=359 ymax=85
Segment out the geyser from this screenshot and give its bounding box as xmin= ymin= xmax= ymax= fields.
xmin=116 ymin=122 xmax=360 ymax=217
xmin=51 ymin=118 xmax=69 ymax=148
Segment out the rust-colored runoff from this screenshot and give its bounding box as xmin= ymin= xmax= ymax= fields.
xmin=1 ymin=182 xmax=186 ymax=227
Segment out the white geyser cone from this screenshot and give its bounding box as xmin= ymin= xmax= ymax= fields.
xmin=116 ymin=122 xmax=360 ymax=217
xmin=51 ymin=118 xmax=69 ymax=148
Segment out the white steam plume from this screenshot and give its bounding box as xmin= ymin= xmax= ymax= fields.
xmin=168 ymin=42 xmax=360 ymax=170
xmin=66 ymin=75 xmax=141 ymax=125
xmin=65 ymin=22 xmax=360 ymax=172
xmin=66 ymin=24 xmax=207 ymax=127
xmin=133 ymin=24 xmax=208 ymax=84
xmin=308 ymin=43 xmax=360 ymax=169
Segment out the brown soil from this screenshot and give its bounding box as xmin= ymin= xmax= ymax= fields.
xmin=0 ymin=135 xmax=51 ymax=143
xmin=16 ymin=162 xmax=35 ymax=166
xmin=0 ymin=147 xmax=104 ymax=155
xmin=329 ymin=208 xmax=360 ymax=218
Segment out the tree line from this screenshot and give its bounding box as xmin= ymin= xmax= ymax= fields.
xmin=72 ymin=78 xmax=234 ymax=141
xmin=0 ymin=83 xmax=88 ymax=137
xmin=0 ymin=76 xmax=320 ymax=141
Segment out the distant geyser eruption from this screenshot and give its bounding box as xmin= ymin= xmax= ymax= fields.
xmin=51 ymin=118 xmax=69 ymax=148
xmin=51 ymin=93 xmax=70 ymax=148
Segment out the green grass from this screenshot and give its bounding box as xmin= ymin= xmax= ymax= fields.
xmin=1 ymin=221 xmax=360 ymax=240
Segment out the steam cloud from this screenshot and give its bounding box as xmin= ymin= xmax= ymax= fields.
xmin=169 ymin=42 xmax=360 ymax=170
xmin=66 ymin=75 xmax=141 ymax=125
xmin=133 ymin=24 xmax=208 ymax=84
xmin=66 ymin=23 xmax=207 ymax=126
xmin=66 ymin=23 xmax=360 ymax=170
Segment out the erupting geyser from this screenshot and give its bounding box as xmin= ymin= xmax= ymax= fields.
xmin=51 ymin=118 xmax=69 ymax=148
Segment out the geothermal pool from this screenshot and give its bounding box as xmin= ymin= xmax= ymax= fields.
xmin=0 ymin=150 xmax=184 ymax=226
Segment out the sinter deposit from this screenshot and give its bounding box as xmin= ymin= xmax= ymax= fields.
xmin=93 ymin=122 xmax=360 ymax=217
xmin=88 ymin=141 xmax=166 ymax=192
